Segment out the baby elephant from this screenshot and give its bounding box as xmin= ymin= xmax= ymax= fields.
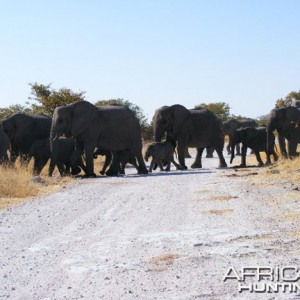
xmin=29 ymin=137 xmax=86 ymax=176
xmin=144 ymin=140 xmax=180 ymax=172
xmin=230 ymin=126 xmax=278 ymax=167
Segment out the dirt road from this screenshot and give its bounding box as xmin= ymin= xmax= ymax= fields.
xmin=1 ymin=153 xmax=300 ymax=299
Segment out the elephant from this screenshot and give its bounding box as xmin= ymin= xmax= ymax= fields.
xmin=93 ymin=148 xmax=139 ymax=175
xmin=2 ymin=113 xmax=52 ymax=165
xmin=144 ymin=139 xmax=180 ymax=172
xmin=184 ymin=147 xmax=192 ymax=158
xmin=230 ymin=126 xmax=278 ymax=167
xmin=267 ymin=106 xmax=300 ymax=158
xmin=51 ymin=101 xmax=148 ymax=177
xmin=152 ymin=104 xmax=227 ymax=169
xmin=205 ymin=147 xmax=214 ymax=158
xmin=222 ymin=118 xmax=258 ymax=155
xmin=0 ymin=127 xmax=10 ymax=165
xmin=186 ymin=146 xmax=214 ymax=158
xmin=29 ymin=137 xmax=85 ymax=176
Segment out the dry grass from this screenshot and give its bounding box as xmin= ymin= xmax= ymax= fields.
xmin=263 ymin=156 xmax=300 ymax=185
xmin=0 ymin=155 xmax=106 ymax=209
xmin=0 ymin=161 xmax=76 ymax=209
xmin=0 ymin=165 xmax=39 ymax=200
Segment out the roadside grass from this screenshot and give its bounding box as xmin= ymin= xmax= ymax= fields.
xmin=0 ymin=155 xmax=106 ymax=209
xmin=240 ymin=145 xmax=300 ymax=186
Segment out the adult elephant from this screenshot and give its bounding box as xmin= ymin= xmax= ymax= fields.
xmin=2 ymin=113 xmax=52 ymax=164
xmin=152 ymin=104 xmax=227 ymax=169
xmin=267 ymin=106 xmax=300 ymax=158
xmin=51 ymin=101 xmax=148 ymax=177
xmin=0 ymin=127 xmax=10 ymax=164
xmin=222 ymin=118 xmax=258 ymax=155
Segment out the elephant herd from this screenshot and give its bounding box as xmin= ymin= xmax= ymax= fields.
xmin=0 ymin=101 xmax=299 ymax=177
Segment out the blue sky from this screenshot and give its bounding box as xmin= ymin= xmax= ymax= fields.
xmin=0 ymin=0 xmax=299 ymax=120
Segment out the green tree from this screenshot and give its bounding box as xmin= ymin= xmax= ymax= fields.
xmin=95 ymin=98 xmax=151 ymax=140
xmin=0 ymin=104 xmax=32 ymax=120
xmin=275 ymin=90 xmax=300 ymax=108
xmin=27 ymin=83 xmax=85 ymax=116
xmin=194 ymin=102 xmax=231 ymax=122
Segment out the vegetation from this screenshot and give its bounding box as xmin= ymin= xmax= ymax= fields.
xmin=275 ymin=90 xmax=300 ymax=108
xmin=27 ymin=83 xmax=85 ymax=116
xmin=194 ymin=102 xmax=231 ymax=122
xmin=194 ymin=102 xmax=250 ymax=122
xmin=0 ymin=104 xmax=32 ymax=120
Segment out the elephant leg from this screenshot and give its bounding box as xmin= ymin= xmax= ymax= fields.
xmin=236 ymin=143 xmax=241 ymax=156
xmin=106 ymin=152 xmax=119 ymax=176
xmin=70 ymin=150 xmax=85 ymax=175
xmin=215 ymin=147 xmax=227 ymax=168
xmin=191 ymin=148 xmax=204 ymax=169
xmin=227 ymin=137 xmax=232 ymax=155
xmin=149 ymin=158 xmax=155 ymax=172
xmin=32 ymin=157 xmax=40 ymax=176
xmin=84 ymin=144 xmax=96 ymax=177
xmin=57 ymin=161 xmax=66 ymax=176
xmin=48 ymin=159 xmax=55 ymax=177
xmin=119 ymin=162 xmax=125 ymax=175
xmin=65 ymin=163 xmax=71 ymax=175
xmin=265 ymin=151 xmax=272 ymax=165
xmin=272 ymin=150 xmax=279 ymax=162
xmin=288 ymin=140 xmax=298 ymax=158
xmin=278 ymin=134 xmax=287 ymax=158
xmin=184 ymin=147 xmax=191 ymax=158
xmin=177 ymin=145 xmax=188 ymax=170
xmin=255 ymin=152 xmax=264 ymax=167
xmin=205 ymin=147 xmax=214 ymax=158
xmin=36 ymin=157 xmax=49 ymax=176
xmin=132 ymin=148 xmax=148 ymax=174
xmin=164 ymin=156 xmax=171 ymax=171
xmin=131 ymin=159 xmax=139 ymax=173
xmin=240 ymin=145 xmax=247 ymax=167
xmin=100 ymin=152 xmax=112 ymax=175
xmin=171 ymin=157 xmax=181 ymax=170
xmin=157 ymin=159 xmax=164 ymax=171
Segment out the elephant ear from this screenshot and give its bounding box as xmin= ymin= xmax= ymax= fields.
xmin=170 ymin=104 xmax=190 ymax=138
xmin=71 ymin=101 xmax=98 ymax=137
xmin=246 ymin=127 xmax=258 ymax=142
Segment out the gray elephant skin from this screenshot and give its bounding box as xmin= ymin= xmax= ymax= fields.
xmin=0 ymin=127 xmax=10 ymax=164
xmin=51 ymin=101 xmax=148 ymax=177
xmin=2 ymin=113 xmax=52 ymax=164
xmin=230 ymin=126 xmax=278 ymax=167
xmin=144 ymin=140 xmax=180 ymax=172
xmin=152 ymin=104 xmax=227 ymax=169
xmin=267 ymin=106 xmax=300 ymax=158
xmin=94 ymin=148 xmax=138 ymax=175
xmin=222 ymin=118 xmax=258 ymax=155
xmin=29 ymin=137 xmax=85 ymax=176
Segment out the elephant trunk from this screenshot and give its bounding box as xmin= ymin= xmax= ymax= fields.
xmin=153 ymin=125 xmax=164 ymax=142
xmin=50 ymin=120 xmax=59 ymax=153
